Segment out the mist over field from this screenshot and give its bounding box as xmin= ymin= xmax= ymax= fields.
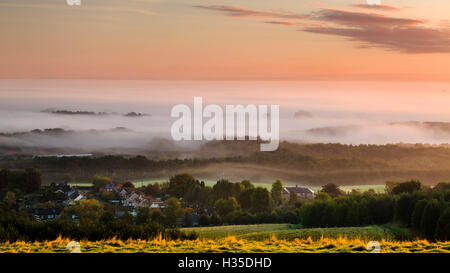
xmin=0 ymin=80 xmax=449 ymax=154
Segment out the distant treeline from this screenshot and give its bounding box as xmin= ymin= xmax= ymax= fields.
xmin=41 ymin=109 xmax=149 ymax=117
xmin=1 ymin=142 xmax=450 ymax=184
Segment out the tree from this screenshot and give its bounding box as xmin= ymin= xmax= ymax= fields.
xmin=119 ymin=211 xmax=133 ymax=224
xmin=24 ymin=168 xmax=42 ymax=193
xmin=271 ymin=179 xmax=283 ymax=206
xmin=99 ymin=210 xmax=115 ymax=224
xmin=184 ymin=184 xmax=202 ymax=206
xmin=151 ymin=209 xmax=164 ymax=224
xmin=240 ymin=180 xmax=254 ymax=190
xmin=198 ymin=214 xmax=209 ymax=226
xmin=433 ymin=182 xmax=450 ymax=192
xmin=385 ymin=180 xmax=400 ymax=194
xmin=92 ymin=175 xmax=111 ymax=192
xmin=391 ymin=180 xmax=422 ymax=195
xmin=315 ymin=192 xmax=331 ymax=201
xmin=214 ymin=197 xmax=239 ymax=218
xmin=4 ymin=191 xmax=16 ymax=209
xmin=0 ymin=169 xmax=9 ymax=190
xmin=100 ymin=191 xmax=116 ymax=202
xmin=122 ymin=182 xmax=135 ymax=189
xmin=436 ymin=208 xmax=450 ymax=240
xmin=142 ymin=183 xmax=162 ymax=197
xmin=62 ymin=199 xmax=104 ymax=225
xmin=136 ymin=207 xmax=152 ymax=225
xmin=288 ymin=191 xmax=297 ymax=206
xmin=238 ymin=188 xmax=254 ymax=211
xmin=411 ymin=199 xmax=427 ymax=230
xmin=197 ymin=186 xmax=213 ymax=210
xmin=163 ymin=197 xmax=183 ymax=227
xmin=320 ymin=183 xmax=344 ymax=198
xmin=2 ymin=169 xmax=42 ymax=193
xmin=183 ymin=212 xmax=193 ymax=227
xmin=251 ymin=187 xmax=272 ymax=213
xmin=420 ymin=199 xmax=441 ymax=239
xmin=212 ymin=179 xmax=240 ymax=200
xmin=394 ymin=193 xmax=417 ymax=226
xmin=210 ymin=212 xmax=222 ymax=225
xmin=168 ymin=174 xmax=197 ymax=198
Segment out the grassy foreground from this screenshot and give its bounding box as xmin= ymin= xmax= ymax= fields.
xmin=1 ymin=236 xmax=449 ymax=253
xmin=1 ymin=224 xmax=448 ymax=253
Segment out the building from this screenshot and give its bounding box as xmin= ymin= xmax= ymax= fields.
xmin=283 ymin=185 xmax=315 ymax=200
xmin=32 ymin=154 xmax=93 ymax=159
xmin=100 ymin=181 xmax=123 ymax=193
xmin=29 ymin=207 xmax=63 ymax=221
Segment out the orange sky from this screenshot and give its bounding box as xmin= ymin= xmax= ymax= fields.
xmin=1 ymin=0 xmax=449 ymax=80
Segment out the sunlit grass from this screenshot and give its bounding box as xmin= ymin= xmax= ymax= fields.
xmin=1 ymin=235 xmax=448 ymax=253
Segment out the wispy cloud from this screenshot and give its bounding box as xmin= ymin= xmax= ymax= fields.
xmin=310 ymin=9 xmax=422 ymax=26
xmin=264 ymin=21 xmax=297 ymax=26
xmin=194 ymin=5 xmax=307 ymax=20
xmin=304 ymin=9 xmax=450 ymax=54
xmin=194 ymin=5 xmax=450 ymax=54
xmin=352 ymin=4 xmax=405 ymax=12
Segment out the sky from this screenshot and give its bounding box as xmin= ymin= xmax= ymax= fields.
xmin=1 ymin=0 xmax=450 ymax=80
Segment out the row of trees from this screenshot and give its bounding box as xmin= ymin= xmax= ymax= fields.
xmin=0 ymin=197 xmax=198 ymax=242
xmin=158 ymin=174 xmax=279 ymax=215
xmin=0 ymin=168 xmax=42 ymax=195
xmin=299 ymin=189 xmax=450 ymax=240
xmin=194 ymin=180 xmax=450 ymax=241
xmin=154 ymin=176 xmax=450 ymax=240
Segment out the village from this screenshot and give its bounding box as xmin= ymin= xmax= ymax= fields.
xmin=24 ymin=176 xmax=315 ymax=227
xmin=26 ymin=180 xmax=168 ymax=222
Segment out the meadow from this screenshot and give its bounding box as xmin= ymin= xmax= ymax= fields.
xmin=131 ymin=180 xmax=386 ymax=193
xmin=69 ymin=180 xmax=386 ymax=194
xmin=181 ymin=224 xmax=414 ymax=241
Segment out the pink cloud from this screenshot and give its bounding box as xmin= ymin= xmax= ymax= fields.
xmin=194 ymin=5 xmax=307 ymax=20
xmin=194 ymin=5 xmax=450 ymax=54
xmin=303 ymin=9 xmax=450 ymax=53
xmin=352 ymin=4 xmax=405 ymax=12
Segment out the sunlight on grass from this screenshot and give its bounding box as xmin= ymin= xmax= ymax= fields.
xmin=1 ymin=236 xmax=448 ymax=253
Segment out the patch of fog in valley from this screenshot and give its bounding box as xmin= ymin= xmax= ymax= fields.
xmin=0 ymin=80 xmax=449 ymax=154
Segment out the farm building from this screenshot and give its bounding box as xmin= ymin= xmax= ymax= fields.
xmin=283 ymin=185 xmax=314 ymax=200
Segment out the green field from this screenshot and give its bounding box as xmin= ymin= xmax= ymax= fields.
xmin=69 ymin=179 xmax=386 ymax=194
xmin=182 ymin=224 xmax=414 ymax=241
xmin=129 ymin=179 xmax=386 ymax=193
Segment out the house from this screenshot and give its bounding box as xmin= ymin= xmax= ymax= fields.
xmin=52 ymin=183 xmax=86 ymax=205
xmin=100 ymin=181 xmax=123 ymax=193
xmin=64 ymin=188 xmax=86 ymax=205
xmin=110 ymin=183 xmax=165 ymax=209
xmin=283 ymin=185 xmax=315 ymax=200
xmin=55 ymin=183 xmax=72 ymax=194
xmin=29 ymin=207 xmax=63 ymax=221
xmin=32 ymin=153 xmax=93 ymax=159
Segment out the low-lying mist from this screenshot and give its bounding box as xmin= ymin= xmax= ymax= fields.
xmin=0 ymin=80 xmax=449 ymax=155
